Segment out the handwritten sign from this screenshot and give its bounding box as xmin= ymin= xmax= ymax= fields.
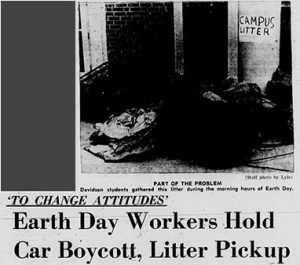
xmin=238 ymin=2 xmax=280 ymax=43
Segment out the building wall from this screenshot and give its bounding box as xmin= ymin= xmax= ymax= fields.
xmin=280 ymin=1 xmax=292 ymax=74
xmin=105 ymin=2 xmax=174 ymax=78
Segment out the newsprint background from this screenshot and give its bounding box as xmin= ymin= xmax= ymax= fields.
xmin=1 ymin=0 xmax=300 ymax=265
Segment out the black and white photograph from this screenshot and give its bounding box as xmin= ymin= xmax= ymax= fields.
xmin=79 ymin=1 xmax=293 ymax=174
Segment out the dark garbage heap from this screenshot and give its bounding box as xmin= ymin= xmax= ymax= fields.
xmin=81 ymin=62 xmax=293 ymax=168
xmin=157 ymin=77 xmax=264 ymax=168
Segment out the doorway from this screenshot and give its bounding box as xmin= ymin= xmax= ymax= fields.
xmin=183 ymin=2 xmax=228 ymax=83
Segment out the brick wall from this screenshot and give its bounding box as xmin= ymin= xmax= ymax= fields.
xmin=105 ymin=2 xmax=174 ymax=78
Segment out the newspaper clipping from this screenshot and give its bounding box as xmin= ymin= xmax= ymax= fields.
xmin=1 ymin=1 xmax=300 ymax=265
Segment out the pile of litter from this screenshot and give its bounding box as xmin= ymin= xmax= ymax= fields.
xmin=156 ymin=74 xmax=287 ymax=167
xmin=81 ymin=63 xmax=293 ymax=168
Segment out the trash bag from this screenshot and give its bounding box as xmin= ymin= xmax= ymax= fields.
xmin=264 ymin=68 xmax=293 ymax=143
xmin=265 ymin=68 xmax=292 ymax=107
xmin=85 ymin=107 xmax=158 ymax=161
xmin=222 ymin=82 xmax=263 ymax=112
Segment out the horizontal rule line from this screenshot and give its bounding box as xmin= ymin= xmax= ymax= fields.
xmin=6 ymin=204 xmax=167 ymax=208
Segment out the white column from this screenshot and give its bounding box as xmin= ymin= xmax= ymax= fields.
xmin=79 ymin=3 xmax=92 ymax=72
xmin=228 ymin=1 xmax=238 ymax=78
xmin=80 ymin=2 xmax=108 ymax=73
xmin=174 ymin=2 xmax=184 ymax=75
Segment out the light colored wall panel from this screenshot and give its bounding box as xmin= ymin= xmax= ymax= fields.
xmin=174 ymin=2 xmax=184 ymax=76
xmin=79 ymin=2 xmax=108 ymax=74
xmin=228 ymin=1 xmax=238 ymax=78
